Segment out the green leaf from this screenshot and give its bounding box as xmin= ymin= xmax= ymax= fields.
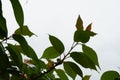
xmin=0 ymin=53 xmax=9 ymax=70
xmin=54 ymin=78 xmax=61 ymax=80
xmin=76 ymin=15 xmax=83 ymax=30
xmin=39 ymin=60 xmax=47 ymax=69
xmin=42 ymin=46 xmax=60 ymax=59
xmin=10 ymin=75 xmax=23 ymax=80
xmin=0 ymin=43 xmax=9 ymax=71
xmin=55 ymin=69 xmax=69 ymax=80
xmin=49 ymin=35 xmax=65 ymax=54
xmin=45 ymin=70 xmax=56 ymax=80
xmin=15 ymin=25 xmax=34 ymax=37
xmin=82 ymin=44 xmax=100 ymax=69
xmin=12 ymin=45 xmax=24 ymax=55
xmin=82 ymin=75 xmax=91 ymax=80
xmin=0 ymin=1 xmax=8 ymax=39
xmin=30 ymin=59 xmax=47 ymax=69
xmin=21 ymin=63 xmax=33 ymax=77
xmin=74 ymin=30 xmax=90 ymax=43
xmin=0 ymin=15 xmax=8 ymax=39
xmin=6 ymin=44 xmax=23 ymax=69
xmin=101 ymin=70 xmax=120 ymax=80
xmin=22 ymin=64 xmax=43 ymax=79
xmin=64 ymin=61 xmax=83 ymax=78
xmin=63 ymin=62 xmax=77 ymax=80
xmin=70 ymin=52 xmax=96 ymax=70
xmin=13 ymin=45 xmax=47 ymax=69
xmin=10 ymin=0 xmax=24 ymax=27
xmin=7 ymin=67 xmax=20 ymax=75
xmin=85 ymin=23 xmax=97 ymax=36
xmin=0 ymin=0 xmax=2 ymax=14
xmin=0 ymin=71 xmax=9 ymax=80
xmin=89 ymin=31 xmax=97 ymax=37
xmin=12 ymin=34 xmax=30 ymax=57
xmin=12 ymin=34 xmax=40 ymax=69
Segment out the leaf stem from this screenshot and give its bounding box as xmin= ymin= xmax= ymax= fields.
xmin=32 ymin=60 xmax=62 ymax=80
xmin=33 ymin=42 xmax=78 ymax=80
xmin=62 ymin=42 xmax=78 ymax=61
xmin=0 ymin=36 xmax=12 ymax=43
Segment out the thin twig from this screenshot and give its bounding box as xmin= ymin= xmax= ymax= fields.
xmin=0 ymin=36 xmax=12 ymax=43
xmin=33 ymin=42 xmax=78 ymax=80
xmin=62 ymin=42 xmax=78 ymax=61
xmin=32 ymin=61 xmax=62 ymax=80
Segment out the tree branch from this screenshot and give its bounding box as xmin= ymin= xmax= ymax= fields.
xmin=32 ymin=42 xmax=78 ymax=80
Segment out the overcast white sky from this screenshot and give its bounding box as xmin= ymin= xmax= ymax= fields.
xmin=2 ymin=0 xmax=120 ymax=79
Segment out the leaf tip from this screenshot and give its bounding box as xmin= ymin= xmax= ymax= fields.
xmin=86 ymin=23 xmax=92 ymax=31
xmin=76 ymin=15 xmax=83 ymax=30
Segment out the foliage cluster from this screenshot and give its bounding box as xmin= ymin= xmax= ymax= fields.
xmin=0 ymin=0 xmax=120 ymax=80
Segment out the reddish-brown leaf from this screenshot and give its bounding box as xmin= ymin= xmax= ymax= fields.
xmin=76 ymin=15 xmax=83 ymax=30
xmin=86 ymin=23 xmax=92 ymax=31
